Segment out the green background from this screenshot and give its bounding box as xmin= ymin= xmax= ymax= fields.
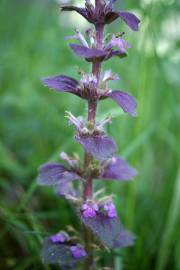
xmin=0 ymin=0 xmax=180 ymax=269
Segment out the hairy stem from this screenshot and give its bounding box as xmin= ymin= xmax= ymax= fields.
xmin=83 ymin=17 xmax=104 ymax=270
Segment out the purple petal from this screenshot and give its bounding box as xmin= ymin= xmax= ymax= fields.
xmin=50 ymin=232 xmax=70 ymax=243
xmin=118 ymin=11 xmax=140 ymax=31
xmin=61 ymin=6 xmax=89 ymax=22
xmin=102 ymin=157 xmax=137 ymax=181
xmin=37 ymin=163 xmax=80 ymax=186
xmin=109 ymin=36 xmax=131 ymax=53
xmin=107 ymin=90 xmax=137 ymax=116
xmin=41 ymin=75 xmax=79 ymax=94
xmin=69 ymin=44 xmax=107 ymax=60
xmin=102 ymin=201 xmax=117 ymax=218
xmin=81 ymin=202 xmax=99 ymax=218
xmin=81 ymin=213 xmax=135 ymax=248
xmin=70 ymin=245 xmax=87 ymax=259
xmin=76 ymin=135 xmax=117 ymax=160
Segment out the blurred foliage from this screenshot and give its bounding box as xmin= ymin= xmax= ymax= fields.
xmin=0 ymin=0 xmax=180 ymax=269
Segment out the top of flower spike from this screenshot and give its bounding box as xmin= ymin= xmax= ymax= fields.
xmin=61 ymin=0 xmax=140 ymax=31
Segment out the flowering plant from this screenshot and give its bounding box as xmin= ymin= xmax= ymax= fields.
xmin=37 ymin=0 xmax=140 ymax=269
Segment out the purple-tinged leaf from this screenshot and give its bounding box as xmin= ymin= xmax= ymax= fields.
xmin=61 ymin=6 xmax=89 ymax=22
xmin=41 ymin=75 xmax=79 ymax=93
xmin=107 ymin=90 xmax=137 ymax=116
xmin=118 ymin=11 xmax=140 ymax=31
xmin=81 ymin=213 xmax=135 ymax=248
xmin=55 ymin=181 xmax=78 ymax=198
xmin=102 ymin=157 xmax=138 ymax=181
xmin=114 ymin=229 xmax=135 ymax=248
xmin=42 ymin=238 xmax=87 ymax=267
xmin=69 ymin=44 xmax=107 ymax=60
xmin=76 ymin=135 xmax=117 ymax=161
xmin=105 ymin=11 xmax=120 ymax=24
xmin=38 ymin=163 xmax=80 ymax=186
xmin=105 ymin=10 xmax=140 ymax=31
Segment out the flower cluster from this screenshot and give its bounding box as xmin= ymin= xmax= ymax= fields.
xmin=81 ymin=199 xmax=117 ymax=219
xmin=50 ymin=231 xmax=87 ymax=259
xmin=38 ymin=0 xmax=140 ymax=269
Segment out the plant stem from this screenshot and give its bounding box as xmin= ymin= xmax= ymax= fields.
xmin=83 ymin=101 xmax=97 ymax=270
xmin=83 ymin=19 xmax=104 ymax=270
xmin=83 ymin=0 xmax=104 ymax=267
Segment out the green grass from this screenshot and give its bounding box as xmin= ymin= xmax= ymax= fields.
xmin=0 ymin=0 xmax=180 ymax=269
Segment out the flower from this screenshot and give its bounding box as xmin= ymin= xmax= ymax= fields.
xmin=65 ymin=29 xmax=89 ymax=47
xmin=50 ymin=231 xmax=70 ymax=243
xmin=108 ymin=34 xmax=131 ymax=54
xmin=102 ymin=70 xmax=120 ymax=83
xmin=81 ymin=202 xmax=99 ymax=218
xmin=103 ymin=201 xmax=117 ymax=218
xmin=70 ymin=245 xmax=87 ymax=258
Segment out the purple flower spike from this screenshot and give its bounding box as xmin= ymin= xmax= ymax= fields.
xmin=102 ymin=157 xmax=138 ymax=181
xmin=105 ymin=90 xmax=137 ymax=116
xmin=50 ymin=231 xmax=70 ymax=243
xmin=70 ymin=245 xmax=87 ymax=259
xmin=103 ymin=201 xmax=117 ymax=218
xmin=39 ymin=0 xmax=140 ymax=265
xmin=81 ymin=202 xmax=99 ymax=218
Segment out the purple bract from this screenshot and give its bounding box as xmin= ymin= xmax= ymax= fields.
xmin=101 ymin=156 xmax=138 ymax=181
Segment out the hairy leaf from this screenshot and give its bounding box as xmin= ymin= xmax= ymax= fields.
xmin=42 ymin=238 xmax=86 ymax=267
xmin=38 ymin=163 xmax=80 ymax=186
xmin=76 ymin=135 xmax=117 ymax=160
xmin=81 ymin=213 xmax=135 ymax=248
xmin=101 ymin=157 xmax=138 ymax=181
xmin=107 ymin=90 xmax=137 ymax=116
